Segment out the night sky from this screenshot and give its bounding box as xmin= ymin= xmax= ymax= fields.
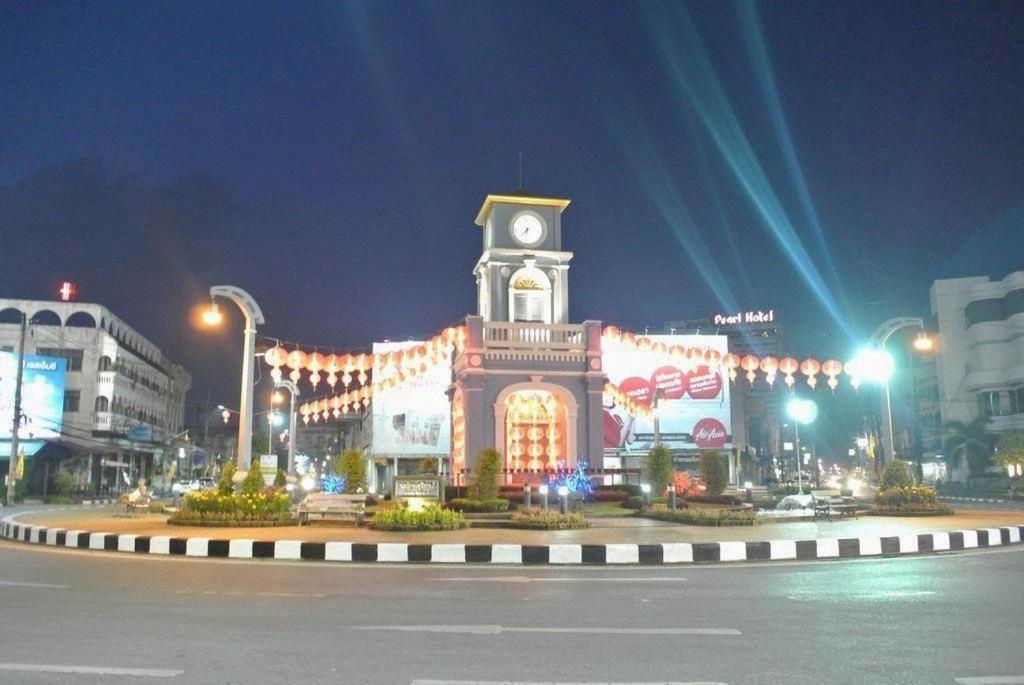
xmin=2 ymin=1 xmax=1023 ymax=421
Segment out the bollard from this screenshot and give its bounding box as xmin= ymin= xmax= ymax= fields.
xmin=538 ymin=484 xmax=548 ymax=509
xmin=524 ymin=483 xmax=532 ymax=509
xmin=558 ymin=486 xmax=569 ymax=514
xmin=668 ymin=484 xmax=676 ymax=510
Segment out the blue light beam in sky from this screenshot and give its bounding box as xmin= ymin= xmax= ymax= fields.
xmin=737 ymin=0 xmax=851 ymax=314
xmin=647 ymin=3 xmax=854 ymax=340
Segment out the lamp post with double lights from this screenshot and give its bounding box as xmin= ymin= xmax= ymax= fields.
xmin=274 ymin=380 xmax=300 ymax=476
xmin=855 ymin=318 xmax=935 ymax=470
xmin=201 ymin=286 xmax=265 ymax=472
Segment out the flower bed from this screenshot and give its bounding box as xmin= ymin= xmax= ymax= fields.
xmin=637 ymin=505 xmax=757 ymax=526
xmin=508 ymin=508 xmax=590 ymax=530
xmin=445 ymin=498 xmax=510 ymax=513
xmin=370 ymin=504 xmax=466 ymax=531
xmin=167 ymin=487 xmax=293 ymax=526
xmin=871 ymin=486 xmax=952 ymax=516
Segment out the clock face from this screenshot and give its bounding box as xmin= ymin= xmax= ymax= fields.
xmin=511 ymin=214 xmax=544 ymax=245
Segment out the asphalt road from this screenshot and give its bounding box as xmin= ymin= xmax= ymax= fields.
xmin=1 ymin=539 xmax=1023 ymax=685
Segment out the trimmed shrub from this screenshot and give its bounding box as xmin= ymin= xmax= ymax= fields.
xmin=371 ymin=504 xmax=465 ymax=531
xmin=508 ymin=508 xmax=590 ymax=530
xmin=44 ymin=496 xmax=75 ymax=505
xmin=879 ymin=461 xmax=911 ymax=490
xmin=446 ymin=498 xmax=510 ymax=513
xmin=52 ymin=473 xmax=76 ymax=497
xmin=645 ymin=445 xmax=673 ymax=495
xmin=217 ymin=461 xmax=237 ymax=495
xmin=419 ymin=457 xmax=438 ymax=474
xmin=875 ymin=486 xmax=937 ymax=507
xmin=242 ymin=459 xmax=265 ymax=494
xmin=471 ymin=449 xmax=502 ymax=501
xmin=336 ymin=450 xmax=367 ymax=493
xmin=174 ymin=486 xmax=292 ymax=524
xmin=671 ymin=471 xmax=703 ymax=498
xmin=598 ymin=484 xmax=642 ymax=497
xmin=698 ymin=451 xmax=728 ymax=496
xmin=639 ymin=505 xmax=757 ymax=526
xmin=273 ymin=468 xmax=287 ymax=488
xmin=685 ymin=494 xmax=742 ymax=506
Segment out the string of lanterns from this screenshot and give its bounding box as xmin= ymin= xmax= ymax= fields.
xmin=263 ymin=326 xmax=468 ymax=424
xmin=601 ymin=325 xmax=863 ymax=393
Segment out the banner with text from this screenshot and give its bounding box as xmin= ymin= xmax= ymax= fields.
xmin=602 ymin=335 xmax=731 ymax=451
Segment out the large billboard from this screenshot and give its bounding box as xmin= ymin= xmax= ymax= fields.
xmin=602 ymin=335 xmax=731 ymax=452
xmin=0 ymin=351 xmax=67 ymax=457
xmin=370 ymin=341 xmax=451 ymax=456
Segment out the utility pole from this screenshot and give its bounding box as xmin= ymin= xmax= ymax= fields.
xmin=5 ymin=313 xmax=28 ymax=506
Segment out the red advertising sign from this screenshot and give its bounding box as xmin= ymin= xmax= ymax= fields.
xmin=692 ymin=418 xmax=728 ymax=448
xmin=649 ymin=365 xmax=687 ymax=400
xmin=685 ymin=366 xmax=723 ymax=400
xmin=618 ymin=376 xmax=652 ymax=406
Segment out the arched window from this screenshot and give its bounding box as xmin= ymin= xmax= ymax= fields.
xmin=98 ymin=356 xmax=112 ymax=371
xmin=95 ymin=396 xmax=109 ymax=413
xmin=0 ymin=308 xmax=23 ymax=324
xmin=65 ymin=311 xmax=97 ymax=328
xmin=29 ymin=309 xmax=62 ymax=326
xmin=507 ymin=266 xmax=552 ymax=324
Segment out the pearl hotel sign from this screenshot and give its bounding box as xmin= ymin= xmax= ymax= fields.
xmin=713 ymin=310 xmax=775 ymax=326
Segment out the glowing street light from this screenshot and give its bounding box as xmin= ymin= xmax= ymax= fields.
xmin=199 ymin=286 xmax=265 ymax=472
xmin=912 ymin=332 xmax=935 ymax=352
xmin=786 ymin=398 xmax=818 ymax=494
xmin=849 ymin=348 xmax=895 ymax=384
xmin=201 ymin=301 xmax=223 ymax=326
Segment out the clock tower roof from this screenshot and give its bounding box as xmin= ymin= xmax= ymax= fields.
xmin=474 ymin=191 xmax=571 ymax=227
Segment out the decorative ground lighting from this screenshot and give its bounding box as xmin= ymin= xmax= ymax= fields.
xmin=667 ymin=483 xmax=677 ymax=510
xmin=786 ymin=398 xmax=818 ymax=495
xmin=558 ymin=485 xmax=569 ymax=514
xmin=640 ymin=483 xmax=651 ymax=506
xmin=538 ymin=483 xmax=549 ymax=509
xmin=523 ymin=483 xmax=532 ymax=508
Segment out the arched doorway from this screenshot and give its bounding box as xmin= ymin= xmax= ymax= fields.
xmin=507 ymin=266 xmax=552 ymax=324
xmin=495 ymin=383 xmax=577 ymax=471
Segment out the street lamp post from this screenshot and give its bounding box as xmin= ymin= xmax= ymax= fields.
xmin=786 ymin=398 xmax=818 ymax=495
xmin=274 ymin=380 xmax=300 ymax=476
xmin=203 ymin=286 xmax=265 ymax=472
xmin=866 ymin=317 xmax=931 ymax=468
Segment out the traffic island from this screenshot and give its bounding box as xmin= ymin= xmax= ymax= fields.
xmin=4 ymin=505 xmax=1024 ymax=566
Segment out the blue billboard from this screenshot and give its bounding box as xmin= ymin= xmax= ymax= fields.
xmin=0 ymin=351 xmax=67 ymax=457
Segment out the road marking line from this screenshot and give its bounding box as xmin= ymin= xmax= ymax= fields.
xmin=0 ymin=662 xmax=182 ymax=677
xmin=357 ymin=624 xmax=740 ymax=636
xmin=411 ymin=681 xmax=728 ymax=684
xmin=955 ymin=678 xmax=1024 ymax=684
xmin=434 ymin=576 xmax=688 ymax=583
xmin=172 ymin=590 xmax=325 ymax=598
xmin=0 ymin=579 xmax=70 ymax=589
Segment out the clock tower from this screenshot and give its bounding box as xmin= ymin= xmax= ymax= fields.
xmin=473 ymin=191 xmax=573 ymax=324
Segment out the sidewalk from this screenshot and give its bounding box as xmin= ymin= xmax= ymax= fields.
xmin=16 ymin=505 xmax=1024 ymax=546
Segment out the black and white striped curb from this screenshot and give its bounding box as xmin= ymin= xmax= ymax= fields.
xmin=4 ymin=512 xmax=1024 ymax=565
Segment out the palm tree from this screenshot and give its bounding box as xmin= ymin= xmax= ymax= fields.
xmin=943 ymin=416 xmax=994 ymax=483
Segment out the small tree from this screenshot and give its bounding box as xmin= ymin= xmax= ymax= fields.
xmin=242 ymin=459 xmax=265 ymax=494
xmin=273 ymin=468 xmax=287 ymax=488
xmin=995 ymin=432 xmax=1024 ymax=474
xmin=879 ymin=461 xmax=911 ymax=490
xmin=217 ymin=461 xmax=237 ymax=495
xmin=645 ymin=445 xmax=674 ymax=495
xmin=419 ymin=457 xmax=438 ymax=474
xmin=472 ymin=448 xmax=502 ymax=501
xmin=698 ymin=450 xmax=728 ymax=496
xmin=336 ymin=450 xmax=367 ymax=494
xmin=52 ymin=472 xmax=76 ymax=497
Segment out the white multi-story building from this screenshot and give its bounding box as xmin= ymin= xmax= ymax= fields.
xmin=0 ymin=299 xmax=191 ymax=495
xmin=931 ymin=271 xmax=1024 ymax=442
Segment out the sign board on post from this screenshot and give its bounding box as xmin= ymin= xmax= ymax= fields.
xmin=259 ymin=454 xmax=278 ymax=483
xmin=393 ymin=475 xmax=442 ymax=512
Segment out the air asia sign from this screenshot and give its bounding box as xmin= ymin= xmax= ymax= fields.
xmin=713 ymin=310 xmax=775 ymax=326
xmin=603 ymin=335 xmax=732 ymax=451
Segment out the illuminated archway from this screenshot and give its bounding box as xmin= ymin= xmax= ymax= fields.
xmin=507 ymin=266 xmax=551 ymax=324
xmin=494 ymin=382 xmax=577 ymax=471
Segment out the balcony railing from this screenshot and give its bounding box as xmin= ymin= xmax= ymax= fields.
xmin=482 ymin=322 xmax=586 ymax=350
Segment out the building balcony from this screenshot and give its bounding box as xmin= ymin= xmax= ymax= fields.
xmin=482 ymin=322 xmax=587 ymax=350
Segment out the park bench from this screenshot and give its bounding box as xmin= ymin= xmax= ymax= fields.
xmin=810 ymin=489 xmax=857 ymax=520
xmin=119 ymin=491 xmax=152 ymax=516
xmin=298 ymin=493 xmax=366 ymax=526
